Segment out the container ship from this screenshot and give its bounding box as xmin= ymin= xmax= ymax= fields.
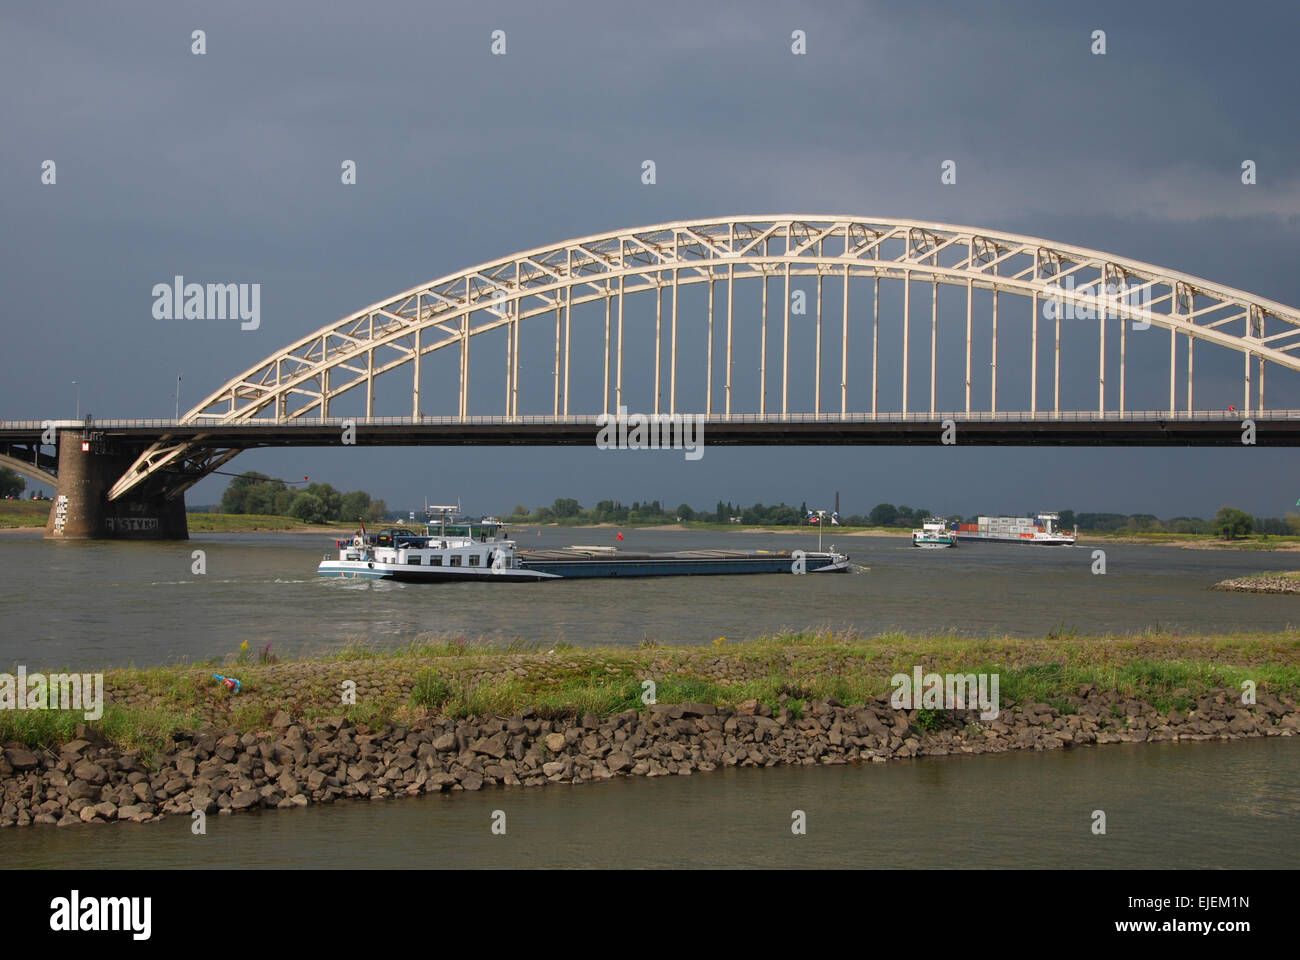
xmin=952 ymin=513 xmax=1076 ymax=546
xmin=318 ymin=510 xmax=850 ymax=582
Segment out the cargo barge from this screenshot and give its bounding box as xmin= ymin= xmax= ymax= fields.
xmin=952 ymin=513 xmax=1077 ymax=546
xmin=318 ymin=511 xmax=850 ymax=582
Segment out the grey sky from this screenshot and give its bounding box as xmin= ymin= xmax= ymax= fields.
xmin=3 ymin=0 xmax=1299 ymax=518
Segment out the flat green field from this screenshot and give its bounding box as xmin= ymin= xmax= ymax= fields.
xmin=0 ymin=499 xmax=51 ymax=528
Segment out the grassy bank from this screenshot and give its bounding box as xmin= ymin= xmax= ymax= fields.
xmin=185 ymin=513 xmax=352 ymax=533
xmin=503 ymin=519 xmax=886 ymax=534
xmin=4 ymin=628 xmax=1297 ymax=754
xmin=1080 ymin=529 xmax=1300 ymax=550
xmin=0 ymin=500 xmax=50 ymax=529
xmin=0 ymin=506 xmax=354 ymax=533
xmin=669 ymin=521 xmax=890 ymax=535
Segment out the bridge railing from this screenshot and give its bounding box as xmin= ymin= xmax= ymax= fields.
xmin=5 ymin=410 xmax=1300 ymax=430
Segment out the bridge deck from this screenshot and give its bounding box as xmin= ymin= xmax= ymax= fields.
xmin=3 ymin=412 xmax=1298 ymax=447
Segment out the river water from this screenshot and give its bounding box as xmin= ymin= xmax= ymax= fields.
xmin=3 ymin=527 xmax=1297 ymax=868
xmin=1 ymin=527 xmax=1297 ymax=669
xmin=5 ymin=738 xmax=1295 ymax=869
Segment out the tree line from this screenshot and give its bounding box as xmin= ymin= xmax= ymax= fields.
xmin=503 ymin=497 xmax=1294 ymax=539
xmin=508 ymin=499 xmax=933 ymax=526
xmin=1055 ymin=508 xmax=1294 ymax=539
xmin=217 ymin=473 xmax=388 ymax=525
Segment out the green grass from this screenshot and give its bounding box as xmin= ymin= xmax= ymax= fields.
xmin=0 ymin=500 xmax=51 ymax=528
xmin=0 ymin=703 xmax=201 ymax=761
xmin=1083 ymin=529 xmax=1300 ymax=549
xmin=0 ymin=504 xmax=353 ymax=532
xmin=914 ymin=708 xmax=942 ymax=732
xmin=3 ymin=628 xmax=1296 ymax=753
xmin=410 ymin=669 xmax=452 ymax=709
xmin=185 ymin=513 xmax=352 ymax=532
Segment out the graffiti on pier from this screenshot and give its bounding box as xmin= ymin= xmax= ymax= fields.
xmin=104 ymin=516 xmax=159 ymax=532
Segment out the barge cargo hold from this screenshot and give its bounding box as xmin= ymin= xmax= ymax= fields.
xmin=513 ymin=546 xmax=847 ymax=579
xmin=318 ymin=514 xmax=850 ymax=582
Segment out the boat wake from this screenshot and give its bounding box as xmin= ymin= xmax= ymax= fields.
xmin=145 ymin=578 xmax=316 ymax=586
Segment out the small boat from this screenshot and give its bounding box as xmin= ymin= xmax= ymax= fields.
xmin=319 ymin=507 xmax=851 ymax=582
xmin=912 ymin=517 xmax=957 ymax=549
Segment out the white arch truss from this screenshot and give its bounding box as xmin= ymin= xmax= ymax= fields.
xmin=0 ymin=452 xmax=58 ymax=490
xmin=108 ymin=215 xmax=1300 ymax=500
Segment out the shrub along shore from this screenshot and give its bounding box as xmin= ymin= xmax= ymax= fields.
xmin=2 ymin=629 xmax=1297 ymax=828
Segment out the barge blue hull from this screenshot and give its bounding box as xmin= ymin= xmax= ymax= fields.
xmin=952 ymin=535 xmax=1075 ymax=546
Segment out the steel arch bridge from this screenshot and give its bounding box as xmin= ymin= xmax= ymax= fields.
xmin=96 ymin=214 xmax=1300 ymax=502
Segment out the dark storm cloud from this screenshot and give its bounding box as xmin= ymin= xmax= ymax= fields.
xmin=3 ymin=0 xmax=1299 ymax=517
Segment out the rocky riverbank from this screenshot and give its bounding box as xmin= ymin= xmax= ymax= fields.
xmin=1212 ymin=573 xmax=1300 ymax=594
xmin=3 ymin=684 xmax=1297 ymax=829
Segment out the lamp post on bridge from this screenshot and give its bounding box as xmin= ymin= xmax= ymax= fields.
xmin=72 ymin=380 xmax=78 ymax=420
xmin=175 ymin=373 xmax=182 ymax=420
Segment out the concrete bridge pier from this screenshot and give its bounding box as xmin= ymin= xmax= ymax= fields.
xmin=44 ymin=431 xmax=188 ymax=540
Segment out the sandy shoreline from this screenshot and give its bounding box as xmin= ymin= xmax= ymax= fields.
xmin=5 ymin=519 xmax=1299 ymax=552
